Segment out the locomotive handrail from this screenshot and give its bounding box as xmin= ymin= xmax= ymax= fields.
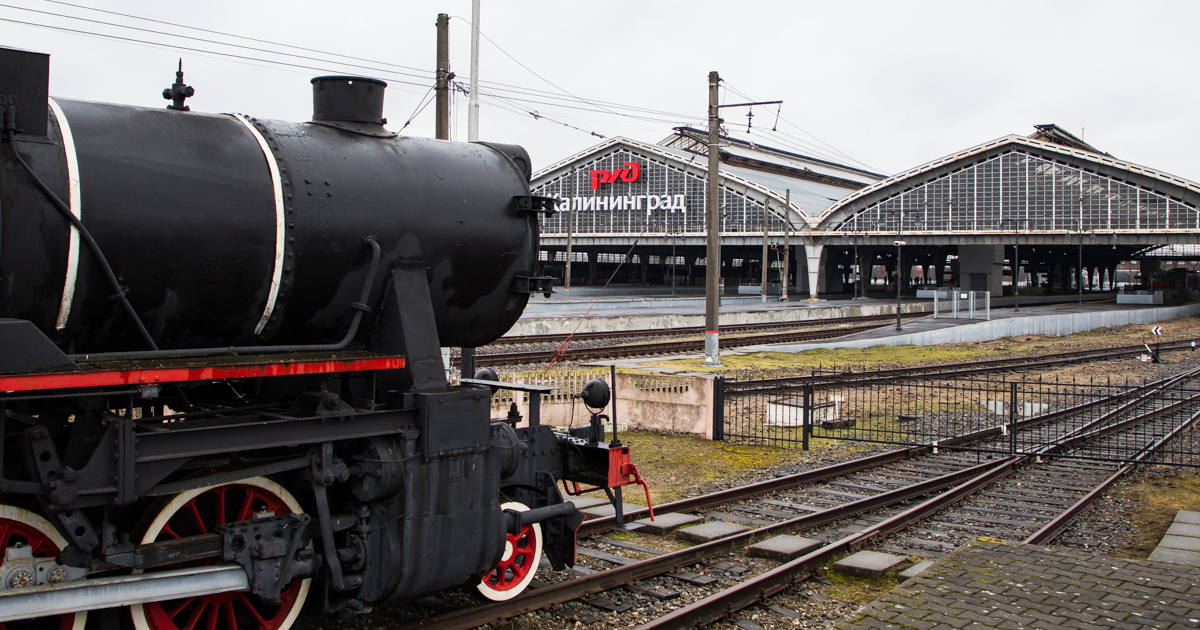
xmin=4 ymin=128 xmax=159 ymax=351
xmin=66 ymin=236 xmax=382 ymax=362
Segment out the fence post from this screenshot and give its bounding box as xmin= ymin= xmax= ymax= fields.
xmin=802 ymin=384 xmax=813 ymax=451
xmin=1009 ymin=381 xmax=1018 ymax=454
xmin=712 ymin=375 xmax=725 ymax=441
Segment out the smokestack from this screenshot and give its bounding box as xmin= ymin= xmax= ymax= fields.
xmin=310 ymin=75 xmax=387 ymax=125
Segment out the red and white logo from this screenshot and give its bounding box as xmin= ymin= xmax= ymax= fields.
xmin=590 ymin=162 xmax=641 ymax=189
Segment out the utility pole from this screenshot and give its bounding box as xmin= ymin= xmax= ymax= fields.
xmin=760 ymin=199 xmax=770 ymax=303
xmin=467 ymin=0 xmax=480 ymax=142
xmin=703 ymin=73 xmax=782 ymax=366
xmin=704 ymin=70 xmax=722 ymax=366
xmin=895 ymin=209 xmax=905 ymax=331
xmin=435 ymin=13 xmax=452 ymax=140
xmin=565 ymin=168 xmax=576 ymax=292
xmin=782 ymin=189 xmax=791 ymax=301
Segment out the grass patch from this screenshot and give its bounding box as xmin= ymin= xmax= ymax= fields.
xmin=643 ymin=344 xmax=1000 ymax=375
xmin=1112 ymin=468 xmax=1200 ymax=559
xmin=820 ymin=566 xmax=899 ymax=606
xmin=607 ymin=429 xmax=864 ymax=506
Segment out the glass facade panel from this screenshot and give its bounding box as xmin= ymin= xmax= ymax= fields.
xmin=833 ymin=151 xmax=1198 ymax=233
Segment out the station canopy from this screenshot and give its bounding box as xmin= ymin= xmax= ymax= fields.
xmin=531 ymin=127 xmax=884 ymax=243
xmin=531 ymin=124 xmax=1200 ymax=247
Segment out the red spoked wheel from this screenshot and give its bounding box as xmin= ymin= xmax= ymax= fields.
xmin=130 ymin=478 xmax=310 ymax=630
xmin=476 ymin=502 xmax=542 ymax=601
xmin=0 ymin=505 xmax=86 ymax=630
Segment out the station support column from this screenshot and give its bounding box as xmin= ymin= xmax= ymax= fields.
xmin=804 ymin=243 xmax=824 ymax=301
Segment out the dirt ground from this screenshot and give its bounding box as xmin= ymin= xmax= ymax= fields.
xmin=605 ymin=429 xmax=878 ymax=507
xmin=1108 ymin=466 xmax=1200 ymax=559
xmin=641 ymin=316 xmax=1200 ymax=383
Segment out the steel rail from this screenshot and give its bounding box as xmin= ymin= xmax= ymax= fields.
xmin=635 ymin=456 xmax=1022 ymax=630
xmin=397 ymin=457 xmax=1005 ymax=630
xmin=468 ymin=322 xmax=896 ymax=367
xmin=487 ymin=312 xmax=926 ymax=346
xmin=579 ymin=447 xmax=923 ymax=536
xmin=726 ymin=340 xmax=1196 ymax=391
xmin=644 ymin=372 xmax=1200 ymax=629
xmin=397 ymin=368 xmax=1197 ymax=630
xmin=1026 ymin=405 xmax=1200 ymax=544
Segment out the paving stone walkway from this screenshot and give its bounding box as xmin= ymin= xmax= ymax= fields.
xmin=836 ymin=542 xmax=1200 ymax=629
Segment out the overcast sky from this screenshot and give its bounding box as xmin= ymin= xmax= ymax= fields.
xmin=5 ymin=0 xmax=1198 ymax=181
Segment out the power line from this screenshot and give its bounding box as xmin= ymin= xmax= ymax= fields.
xmin=0 ymin=15 xmax=434 ymax=89
xmin=724 ymin=81 xmax=883 ymax=173
xmin=27 ymin=2 xmax=704 ymax=123
xmin=5 ymin=2 xmax=715 ymax=144
xmin=42 ymin=0 xmax=436 ymax=78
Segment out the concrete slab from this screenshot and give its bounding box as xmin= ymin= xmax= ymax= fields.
xmin=676 ymin=521 xmax=747 ymax=543
xmin=833 ymin=550 xmax=908 ymax=578
xmin=1175 ymin=510 xmax=1200 ymax=525
xmin=1161 ymin=534 xmax=1200 ymax=552
xmin=568 ymin=496 xmax=608 ymax=510
xmin=579 ymin=502 xmax=642 ymax=519
xmin=746 ymin=535 xmax=823 ymax=561
xmin=898 ymin=560 xmax=936 ymax=580
xmin=634 ymin=512 xmax=704 ymax=535
xmin=1147 ymin=546 xmax=1200 ymax=567
xmin=1168 ymin=521 xmax=1200 ymax=538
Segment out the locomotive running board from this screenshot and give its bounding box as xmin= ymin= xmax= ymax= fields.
xmin=0 ymin=565 xmax=248 ymax=622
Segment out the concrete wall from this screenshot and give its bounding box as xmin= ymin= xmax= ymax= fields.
xmin=488 ymin=369 xmax=714 ymax=438
xmin=762 ymin=302 xmax=1200 ymax=351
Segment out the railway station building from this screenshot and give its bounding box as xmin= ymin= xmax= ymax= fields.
xmin=531 ymin=125 xmax=1200 ymax=299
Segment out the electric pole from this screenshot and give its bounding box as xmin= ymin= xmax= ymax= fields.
xmin=467 ymin=0 xmax=480 ymax=142
xmin=435 ymin=13 xmax=451 ymax=140
xmin=565 ymin=168 xmax=576 ymax=292
xmin=782 ymin=189 xmax=791 ymax=302
xmin=704 ymin=71 xmax=722 ymax=366
xmin=761 ymin=198 xmax=770 ymax=303
xmin=703 ymin=73 xmax=782 ymax=366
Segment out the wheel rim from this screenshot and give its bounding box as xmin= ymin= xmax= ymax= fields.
xmin=130 ymin=478 xmax=310 ymax=630
xmin=476 ymin=502 xmax=542 ymax=601
xmin=0 ymin=506 xmax=86 ymax=630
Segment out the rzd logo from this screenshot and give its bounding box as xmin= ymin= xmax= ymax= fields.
xmin=590 ymin=162 xmax=641 ymax=189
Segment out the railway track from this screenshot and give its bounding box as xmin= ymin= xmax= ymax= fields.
xmin=727 ymin=339 xmax=1197 ymax=390
xmin=470 ymin=316 xmax=1192 ymax=371
xmin=465 ymin=321 xmax=911 ymax=368
xmin=387 ymin=366 xmax=1200 ymax=630
xmin=486 ymin=312 xmax=925 ymax=347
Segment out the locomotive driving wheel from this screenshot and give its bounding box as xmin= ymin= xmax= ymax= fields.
xmin=476 ymin=502 xmax=542 ymax=601
xmin=129 ymin=478 xmax=310 ymax=630
xmin=0 ymin=505 xmax=86 ymax=630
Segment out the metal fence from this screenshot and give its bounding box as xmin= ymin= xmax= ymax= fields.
xmin=714 ymin=371 xmax=1200 ymax=466
xmin=932 ymin=289 xmax=990 ymax=320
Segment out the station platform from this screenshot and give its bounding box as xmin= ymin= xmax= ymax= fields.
xmin=510 ymin=289 xmax=1118 ymax=337
xmin=742 ymin=300 xmax=1200 ymax=353
xmin=836 ymin=541 xmax=1200 ymax=629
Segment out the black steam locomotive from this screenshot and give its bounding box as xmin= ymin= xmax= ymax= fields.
xmin=0 ymin=47 xmax=642 ymax=629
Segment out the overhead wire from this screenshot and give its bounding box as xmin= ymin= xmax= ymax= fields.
xmin=25 ymin=1 xmax=705 ymax=124
xmin=9 ymin=1 xmax=873 ymax=167
xmin=724 ymin=81 xmax=884 ymax=173
xmin=42 ymin=0 xmax=436 ymax=78
xmin=1 ymin=5 xmax=702 ymax=138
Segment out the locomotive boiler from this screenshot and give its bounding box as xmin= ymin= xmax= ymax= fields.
xmin=0 ymin=46 xmax=645 ymax=630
